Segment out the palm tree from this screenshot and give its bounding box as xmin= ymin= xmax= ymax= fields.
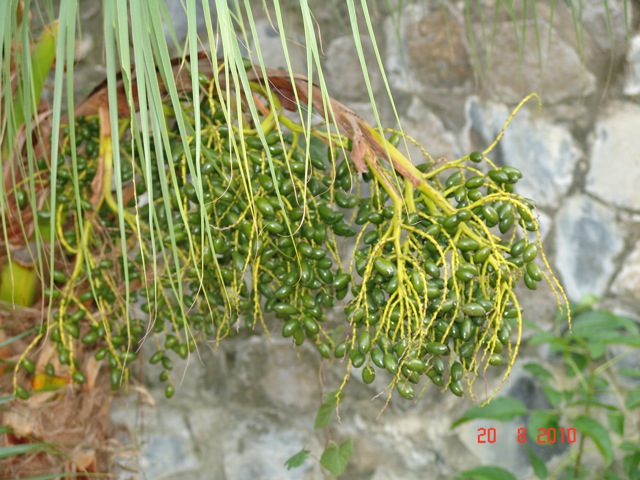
xmin=2 ymin=0 xmax=622 ymax=476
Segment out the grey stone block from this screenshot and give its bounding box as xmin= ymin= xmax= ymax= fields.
xmin=587 ymin=101 xmax=640 ymax=210
xmin=384 ymin=4 xmax=473 ymax=100
xmin=611 ymin=240 xmax=640 ymax=302
xmin=555 ymin=195 xmax=624 ymax=301
xmin=624 ymin=35 xmax=640 ymax=96
xmin=325 ymin=35 xmax=383 ymax=101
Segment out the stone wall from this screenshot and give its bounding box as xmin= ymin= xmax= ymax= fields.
xmin=106 ymin=2 xmax=640 ymax=479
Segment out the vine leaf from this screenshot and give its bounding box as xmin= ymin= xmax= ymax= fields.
xmin=623 ymin=447 xmax=640 ymax=478
xmin=571 ymin=310 xmax=639 ymax=342
xmin=574 ymin=415 xmax=613 ymax=466
xmin=284 ymin=448 xmax=310 ymax=470
xmin=523 ymin=362 xmax=553 ymax=380
xmin=451 ymin=397 xmax=527 ymax=429
xmin=626 ymin=387 xmax=640 ymax=410
xmin=526 ymin=446 xmax=548 ymax=480
xmin=320 ymin=439 xmax=353 ymax=476
xmin=526 ymin=411 xmax=559 ymax=442
xmin=608 ymin=411 xmax=625 ymax=437
xmin=314 ymin=391 xmax=342 ymax=429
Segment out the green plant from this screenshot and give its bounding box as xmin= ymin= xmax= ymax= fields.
xmin=285 ymin=440 xmax=354 ymax=478
xmin=8 ymin=61 xmax=568 ymax=402
xmin=283 ymin=391 xmax=354 ymax=477
xmin=453 ymin=296 xmax=640 ymax=479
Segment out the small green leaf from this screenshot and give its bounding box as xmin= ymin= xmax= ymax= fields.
xmin=626 ymin=387 xmax=640 ymax=410
xmin=320 ymin=439 xmax=353 ymax=476
xmin=528 ymin=331 xmax=561 ymax=346
xmin=314 ymin=391 xmax=342 ymax=429
xmin=569 ymin=398 xmax=617 ymax=411
xmin=571 ymin=310 xmax=639 ymax=340
xmin=526 ymin=445 xmax=548 ymax=479
xmin=523 ymin=363 xmax=553 ymax=380
xmin=566 ymin=352 xmax=588 ymax=375
xmin=603 ymin=334 xmax=640 ymax=348
xmin=574 ymin=416 xmax=613 ymax=466
xmin=451 ymin=397 xmax=527 ymax=429
xmin=315 ymin=404 xmax=335 ymax=430
xmin=284 ymin=448 xmax=310 ymax=470
xmin=546 ymin=337 xmax=574 ymax=354
xmin=603 ymin=471 xmax=623 ymax=480
xmin=527 ymin=411 xmax=559 ymax=440
xmin=623 ymin=451 xmax=640 ymax=479
xmin=619 ymin=367 xmax=640 ymax=378
xmin=607 ymin=411 xmax=624 ymax=437
xmin=621 ymin=441 xmax=640 ymax=453
xmin=455 ymin=465 xmax=517 ymax=480
xmin=541 ymin=384 xmax=563 ymax=408
xmin=585 ymin=340 xmax=606 ymax=359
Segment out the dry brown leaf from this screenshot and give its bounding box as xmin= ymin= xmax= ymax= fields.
xmin=84 ymin=356 xmax=103 ymax=391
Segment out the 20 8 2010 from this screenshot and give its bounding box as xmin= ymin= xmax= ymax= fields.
xmin=476 ymin=427 xmax=577 ymax=444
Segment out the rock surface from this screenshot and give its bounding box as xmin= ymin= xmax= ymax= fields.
xmin=555 ymin=195 xmax=624 ymax=301
xmin=471 ymin=20 xmax=596 ymax=103
xmin=325 ymin=35 xmax=383 ymax=102
xmin=587 ymin=101 xmax=640 ymax=210
xmin=248 ymin=19 xmax=307 ymax=75
xmin=400 ymin=97 xmax=461 ymax=162
xmin=624 ymin=35 xmax=640 ymax=96
xmin=384 ymin=3 xmax=474 ymax=104
xmin=611 ymin=240 xmax=640 ymax=302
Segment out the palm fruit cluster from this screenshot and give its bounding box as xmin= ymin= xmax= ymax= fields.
xmin=17 ymin=71 xmax=564 ymax=403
